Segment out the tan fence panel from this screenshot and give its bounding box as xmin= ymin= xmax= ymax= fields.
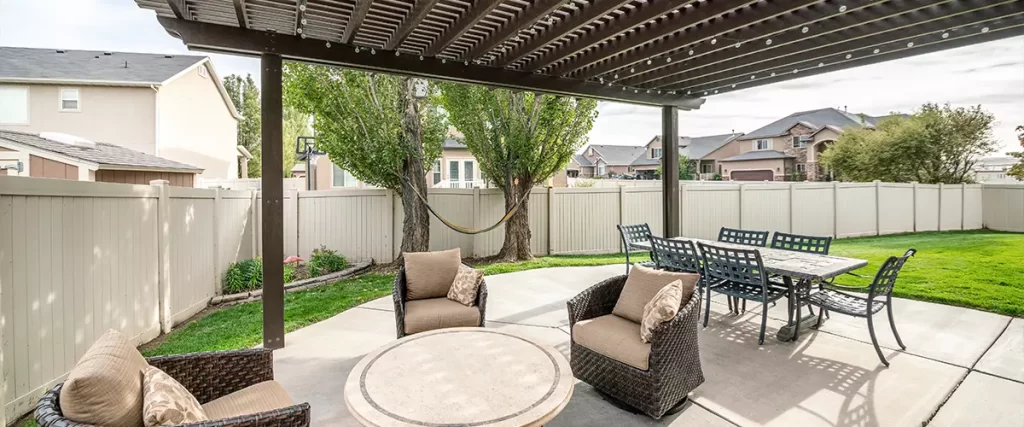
xmin=878 ymin=183 xmax=915 ymax=235
xmin=915 ymin=185 xmax=940 ymax=231
xmin=470 ymin=188 xmax=550 ymax=258
xmin=939 ymin=185 xmax=963 ymax=231
xmin=216 ymin=191 xmax=256 ymax=282
xmin=982 ymin=184 xmax=1024 ymax=232
xmin=167 ymin=188 xmax=217 ymax=325
xmin=790 ymin=183 xmax=834 ymax=237
xmin=551 ymin=188 xmax=620 ymax=254
xmin=963 ymin=185 xmax=984 ymax=230
xmin=297 ymin=189 xmax=392 ymax=263
xmin=740 ymin=184 xmax=790 ymax=234
xmin=682 ymin=184 xmax=740 ymax=240
xmin=0 ymin=178 xmax=161 ymax=421
xmin=622 ymin=187 xmax=663 ymax=237
xmin=835 ymin=183 xmax=877 ymax=238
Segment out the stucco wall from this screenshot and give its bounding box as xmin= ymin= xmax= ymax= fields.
xmin=0 ymin=84 xmax=156 ymax=153
xmin=703 ymin=140 xmax=742 ymax=175
xmin=157 ymin=63 xmax=238 ymax=182
xmin=437 ymin=148 xmax=481 ymax=181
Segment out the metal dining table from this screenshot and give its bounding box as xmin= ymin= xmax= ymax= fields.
xmin=632 ymin=237 xmax=869 ymax=341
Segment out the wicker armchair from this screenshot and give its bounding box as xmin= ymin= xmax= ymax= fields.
xmin=35 ymin=349 xmax=311 ymax=427
xmin=567 ymin=275 xmax=704 ymax=419
xmin=393 ymin=264 xmax=488 ymax=338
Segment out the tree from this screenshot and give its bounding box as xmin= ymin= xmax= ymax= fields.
xmin=821 ymin=103 xmax=997 ymax=184
xmin=223 ymin=74 xmax=262 ymax=177
xmin=1008 ymin=125 xmax=1024 ymax=181
xmin=284 ymin=65 xmax=445 ymax=256
xmin=280 ymin=107 xmax=307 ymax=178
xmin=439 ymin=85 xmax=598 ymax=262
xmin=656 ymin=155 xmax=697 ymax=180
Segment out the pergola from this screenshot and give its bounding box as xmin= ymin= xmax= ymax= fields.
xmin=135 ymin=0 xmax=1024 ymax=348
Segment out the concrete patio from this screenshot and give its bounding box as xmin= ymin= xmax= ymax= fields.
xmin=272 ymin=265 xmax=1023 ymax=427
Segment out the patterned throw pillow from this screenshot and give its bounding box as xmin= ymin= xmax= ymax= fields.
xmin=142 ymin=366 xmax=208 ymax=427
xmin=447 ymin=264 xmax=484 ymax=306
xmin=640 ymin=279 xmax=683 ymax=343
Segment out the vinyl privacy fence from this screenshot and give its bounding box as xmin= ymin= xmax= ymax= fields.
xmin=0 ymin=177 xmax=1020 ymax=423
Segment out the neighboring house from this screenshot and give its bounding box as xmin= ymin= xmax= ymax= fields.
xmin=571 ymin=133 xmax=743 ymax=179
xmin=723 ymin=107 xmax=895 ymax=181
xmin=577 ymin=144 xmax=648 ymax=178
xmin=0 ymin=46 xmax=243 ymax=184
xmin=0 ymin=130 xmax=202 ymax=186
xmin=428 ymin=138 xmax=484 ymax=188
xmin=973 ymin=156 xmax=1019 ymax=183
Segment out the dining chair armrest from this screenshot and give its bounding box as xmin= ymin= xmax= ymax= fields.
xmin=843 ymin=271 xmax=871 ymax=279
xmin=567 ymin=276 xmax=626 ymax=327
xmin=825 ymin=282 xmax=872 ymax=292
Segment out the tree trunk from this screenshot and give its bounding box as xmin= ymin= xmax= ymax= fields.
xmin=497 ymin=178 xmax=533 ymax=262
xmin=397 ymin=78 xmax=430 ymax=261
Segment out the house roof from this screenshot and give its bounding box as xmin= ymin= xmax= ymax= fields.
xmin=720 ymin=150 xmax=795 ymax=162
xmin=0 ymin=130 xmax=203 ymax=172
xmin=682 ymin=133 xmax=745 ymax=159
xmin=588 ymin=145 xmax=648 ymax=166
xmin=0 ymin=46 xmax=241 ymax=120
xmin=573 ymin=154 xmax=592 ymax=167
xmin=738 ymin=108 xmax=890 ymax=141
xmin=442 ymin=138 xmax=467 ymax=149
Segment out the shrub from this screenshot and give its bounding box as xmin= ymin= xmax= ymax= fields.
xmin=574 ymin=179 xmax=595 ymax=188
xmin=224 ymin=258 xmax=263 ymax=293
xmin=309 ymin=245 xmax=348 ymax=276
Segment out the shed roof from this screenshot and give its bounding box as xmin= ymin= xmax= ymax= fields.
xmin=0 ymin=130 xmax=203 ymax=172
xmin=720 ymin=150 xmax=795 ymax=162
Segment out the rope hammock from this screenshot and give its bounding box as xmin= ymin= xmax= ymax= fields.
xmin=402 ymin=177 xmax=533 ymax=235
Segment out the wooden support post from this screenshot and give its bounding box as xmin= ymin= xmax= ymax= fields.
xmin=661 ymin=106 xmax=680 ymax=238
xmin=261 ymin=53 xmax=285 ymax=350
xmin=151 ymin=179 xmax=173 ymax=334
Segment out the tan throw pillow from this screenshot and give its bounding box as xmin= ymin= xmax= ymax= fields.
xmin=404 ymin=248 xmax=462 ymax=300
xmin=640 ymin=280 xmax=684 ymax=343
xmin=142 ymin=366 xmax=208 ymax=426
xmin=612 ymin=265 xmax=699 ymax=324
xmin=447 ymin=264 xmax=484 ymax=306
xmin=60 ymin=329 xmax=149 ymax=427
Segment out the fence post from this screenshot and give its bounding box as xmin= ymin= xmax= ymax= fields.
xmin=874 ymin=180 xmax=881 ymax=236
xmin=548 ymin=187 xmax=557 ymax=255
xmin=679 ymin=182 xmax=687 ymax=236
xmin=151 ymin=180 xmax=173 ymax=334
xmin=738 ymin=183 xmax=745 ymax=229
xmin=213 ymin=188 xmax=222 ymax=296
xmin=250 ymin=190 xmax=259 ymax=258
xmin=788 ymin=182 xmax=795 ymax=233
xmin=938 ymin=183 xmax=944 ymax=231
xmin=288 ymin=189 xmax=300 ymax=257
xmin=832 ymin=181 xmax=839 ymax=238
xmin=618 ymin=185 xmax=626 ymax=252
xmin=473 ymin=187 xmax=480 ymax=257
xmin=961 ymin=182 xmax=966 ymax=230
xmin=911 ymin=182 xmax=918 ymax=233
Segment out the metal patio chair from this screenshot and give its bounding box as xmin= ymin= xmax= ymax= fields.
xmin=617 ymin=223 xmax=655 ymax=274
xmin=698 ymin=242 xmax=788 ymax=345
xmin=807 ymin=249 xmax=916 ymax=367
xmin=717 ymin=227 xmax=770 ymax=247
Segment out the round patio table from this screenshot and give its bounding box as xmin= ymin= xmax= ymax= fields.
xmin=344 ymin=327 xmax=574 ymax=427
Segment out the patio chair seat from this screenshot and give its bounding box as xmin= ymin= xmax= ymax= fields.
xmin=572 ymin=314 xmax=651 ymax=371
xmin=710 ymin=280 xmax=788 ymax=303
xmin=202 ymin=380 xmax=295 ymax=421
xmin=807 ymin=289 xmax=886 ymax=317
xmin=404 ymin=297 xmax=482 ymax=335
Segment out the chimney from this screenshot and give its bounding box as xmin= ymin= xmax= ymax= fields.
xmin=55 ymin=49 xmax=66 ymax=53
xmin=124 ymin=61 xmax=129 ymax=68
xmin=844 ymin=105 xmax=848 ymax=112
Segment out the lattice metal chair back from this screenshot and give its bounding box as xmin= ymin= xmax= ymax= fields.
xmin=649 ymin=236 xmax=701 ymax=274
xmin=617 ymin=223 xmax=654 ymax=274
xmin=698 ymin=242 xmax=788 ymax=344
xmin=769 ymin=232 xmax=832 ymax=255
xmin=718 ymin=227 xmax=769 ymax=247
xmin=867 ymin=249 xmax=916 ymax=301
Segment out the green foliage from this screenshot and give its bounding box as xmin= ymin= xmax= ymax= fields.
xmin=223 ymin=74 xmax=262 ymax=178
xmin=281 ymin=107 xmax=308 ymax=178
xmin=574 ymin=179 xmax=595 ymax=187
xmin=821 ymin=103 xmax=997 ymax=183
xmin=437 ymin=85 xmax=598 ymax=189
xmin=308 ymin=245 xmax=348 ymax=276
xmin=283 ymin=65 xmax=445 ymax=190
xmin=1008 ymin=125 xmax=1024 ymax=181
xmin=656 ymin=156 xmax=697 ymax=180
xmin=224 ymin=258 xmax=263 ymax=293
xmin=712 ymin=173 xmax=723 ymax=181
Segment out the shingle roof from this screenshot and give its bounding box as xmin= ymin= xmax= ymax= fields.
xmin=573 ymin=154 xmax=592 ymax=167
xmin=0 ymin=46 xmax=206 ymax=85
xmin=590 ymin=144 xmax=648 ymax=165
xmin=738 ymin=108 xmax=888 ymax=141
xmin=442 ymin=138 xmax=467 ymax=149
xmin=720 ymin=150 xmax=795 ymax=162
xmin=0 ymin=130 xmax=202 ymax=172
xmin=683 ymin=133 xmax=745 ymax=159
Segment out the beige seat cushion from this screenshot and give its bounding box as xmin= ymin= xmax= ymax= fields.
xmin=447 ymin=264 xmax=484 ymax=306
xmin=612 ymin=266 xmax=699 ymax=323
xmin=404 ymin=297 xmax=481 ymax=334
xmin=142 ymin=366 xmax=208 ymax=426
xmin=640 ymin=280 xmax=683 ymax=343
xmin=202 ymin=381 xmax=294 ymax=421
xmin=60 ymin=329 xmax=149 ymax=427
xmin=404 ymin=248 xmax=462 ymax=300
xmin=572 ymin=314 xmax=651 ymax=370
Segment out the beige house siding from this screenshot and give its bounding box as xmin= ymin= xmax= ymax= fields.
xmin=721 ymin=158 xmax=793 ymax=181
xmin=157 ymin=63 xmax=238 ymax=182
xmin=435 ymin=148 xmax=481 ymax=181
xmin=28 ymin=154 xmax=77 ymax=179
xmin=703 ymin=141 xmax=742 ymax=175
xmin=0 ymin=84 xmax=156 ymax=154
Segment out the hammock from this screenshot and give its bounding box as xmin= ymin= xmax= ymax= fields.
xmin=402 ymin=178 xmax=533 ymax=235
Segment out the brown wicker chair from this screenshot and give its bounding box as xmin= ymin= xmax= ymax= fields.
xmin=567 ymin=275 xmax=704 ymax=419
xmin=35 ymin=348 xmax=310 ymax=427
xmin=393 ymin=265 xmax=488 ymax=338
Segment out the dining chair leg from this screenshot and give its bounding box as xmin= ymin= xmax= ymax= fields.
xmin=887 ymin=302 xmax=906 ymax=350
xmin=815 ymin=306 xmax=825 ymax=328
xmin=867 ymin=314 xmax=889 ymax=367
xmin=624 ymin=250 xmax=631 ymax=275
xmin=703 ymin=286 xmax=713 ymax=328
xmin=727 ymin=296 xmax=734 ymax=314
xmin=741 ymin=299 xmax=747 ymax=313
xmin=758 ymin=301 xmax=768 ymax=345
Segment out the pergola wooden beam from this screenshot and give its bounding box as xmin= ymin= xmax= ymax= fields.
xmin=232 ymin=0 xmax=248 ymax=28
xmin=166 ymin=0 xmax=188 ymax=20
xmin=654 ymin=1 xmax=1022 ymax=90
xmin=384 ymin=0 xmax=441 ymax=50
xmin=425 ymin=0 xmax=504 ymax=57
xmin=522 ymin=0 xmax=696 ymax=73
xmin=464 ymin=0 xmax=565 ymax=61
xmin=295 ymin=0 xmax=307 ymax=36
xmin=492 ymin=0 xmax=634 ymax=68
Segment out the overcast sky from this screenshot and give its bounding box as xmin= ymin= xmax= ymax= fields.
xmin=3 ymin=0 xmax=1021 ymax=153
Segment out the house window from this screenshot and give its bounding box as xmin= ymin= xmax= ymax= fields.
xmin=755 ymin=139 xmax=771 ymax=150
xmin=449 ymin=160 xmax=460 ymax=182
xmin=59 ymin=88 xmax=80 ymax=111
xmin=332 ymin=163 xmax=357 ymax=187
xmin=793 ymin=136 xmax=810 ymax=148
xmin=432 ymin=160 xmax=441 ymax=185
xmin=597 ymin=163 xmax=606 ymax=176
xmin=701 ymin=163 xmax=713 ymax=173
xmin=652 ymin=148 xmax=662 ymax=158
xmin=198 ymin=66 xmax=208 ymax=78
xmin=588 ymin=147 xmax=594 ymax=156
xmin=0 ymin=86 xmax=30 ymax=124
xmin=796 ymin=163 xmax=806 ymax=173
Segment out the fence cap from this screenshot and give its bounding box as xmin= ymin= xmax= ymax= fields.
xmin=149 ymin=179 xmax=170 ymax=186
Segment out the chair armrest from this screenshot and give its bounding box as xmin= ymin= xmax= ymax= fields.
xmin=825 ymin=282 xmax=872 ymax=292
xmin=476 ymin=281 xmax=488 ymax=325
xmin=843 ymin=271 xmax=871 ymax=279
xmin=567 ymin=276 xmax=626 ymax=327
xmin=649 ymin=293 xmax=703 ymax=376
xmin=182 ymin=403 xmax=311 ymax=427
xmin=393 ymin=268 xmax=408 ymax=338
xmin=147 ymin=348 xmax=274 ymax=404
